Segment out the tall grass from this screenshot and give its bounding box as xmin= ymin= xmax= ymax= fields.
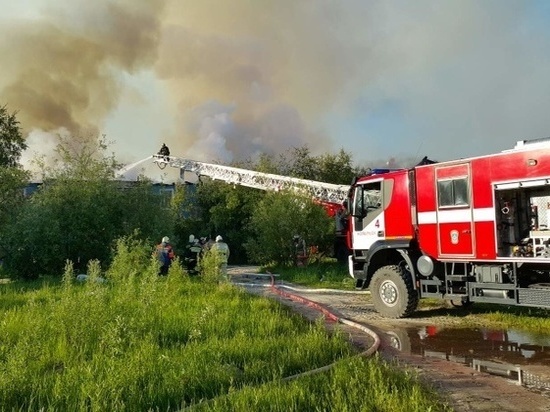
xmin=0 ymin=238 xmax=450 ymax=411
xmin=188 ymin=355 xmax=448 ymax=412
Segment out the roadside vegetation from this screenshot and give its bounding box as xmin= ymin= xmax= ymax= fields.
xmin=0 ymin=237 xmax=450 ymax=411
xmin=442 ymin=304 xmax=550 ymax=335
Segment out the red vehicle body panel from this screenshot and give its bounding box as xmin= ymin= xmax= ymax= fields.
xmin=412 ymin=145 xmax=550 ymax=261
xmin=382 ymin=171 xmax=413 ymax=239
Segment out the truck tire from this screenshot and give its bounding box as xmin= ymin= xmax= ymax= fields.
xmin=370 ymin=265 xmax=419 ymax=318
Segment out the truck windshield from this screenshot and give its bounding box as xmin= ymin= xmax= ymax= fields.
xmin=352 ymin=182 xmax=382 ymax=217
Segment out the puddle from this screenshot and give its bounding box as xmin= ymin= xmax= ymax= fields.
xmin=385 ymin=326 xmax=550 ymax=394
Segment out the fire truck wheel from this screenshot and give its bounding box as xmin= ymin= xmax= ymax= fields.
xmin=370 ymin=265 xmax=419 ymax=318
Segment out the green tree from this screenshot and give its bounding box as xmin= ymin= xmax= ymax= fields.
xmin=0 ymin=104 xmax=27 ymax=167
xmin=0 ymin=167 xmax=29 ymax=227
xmin=0 ymin=106 xmax=30 ymax=260
xmin=278 ymin=145 xmax=358 ymax=185
xmin=280 ymin=146 xmax=318 ymax=180
xmin=316 ymin=149 xmax=356 ymax=185
xmin=169 ymin=182 xmax=206 ymax=253
xmin=245 ymin=191 xmax=333 ymax=265
xmin=2 ymin=135 xmax=175 ymax=278
xmin=194 ymin=179 xmax=262 ymax=263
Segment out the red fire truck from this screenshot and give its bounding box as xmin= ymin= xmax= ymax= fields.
xmin=348 ymin=138 xmax=550 ymax=317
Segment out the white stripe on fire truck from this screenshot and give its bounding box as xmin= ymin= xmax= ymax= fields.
xmin=417 ymin=208 xmax=494 ymax=224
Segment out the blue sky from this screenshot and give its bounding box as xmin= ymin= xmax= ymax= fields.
xmin=2 ymin=0 xmax=550 ymax=180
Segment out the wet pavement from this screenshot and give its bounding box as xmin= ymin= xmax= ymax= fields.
xmin=386 ymin=325 xmax=550 ymax=395
xmin=227 ymin=266 xmax=550 ymax=399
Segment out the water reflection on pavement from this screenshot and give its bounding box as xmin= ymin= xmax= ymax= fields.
xmin=385 ymin=325 xmax=550 ymax=394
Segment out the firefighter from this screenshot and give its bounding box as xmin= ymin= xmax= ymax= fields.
xmin=155 ymin=236 xmax=175 ymax=275
xmin=293 ymin=235 xmax=307 ymax=266
xmin=158 ymin=143 xmax=170 ymax=160
xmin=335 ymin=207 xmax=347 ymax=232
xmin=184 ymin=235 xmax=202 ymax=275
xmin=203 ymin=236 xmax=215 ymax=251
xmin=210 ymin=235 xmax=230 ymax=280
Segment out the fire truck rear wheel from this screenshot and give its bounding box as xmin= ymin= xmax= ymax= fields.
xmin=370 ymin=265 xmax=419 ymax=318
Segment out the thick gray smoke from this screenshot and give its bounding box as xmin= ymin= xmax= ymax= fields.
xmin=0 ymin=0 xmax=166 ymax=138
xmin=1 ymin=0 xmax=549 ymax=170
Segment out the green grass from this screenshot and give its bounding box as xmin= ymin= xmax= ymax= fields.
xmin=416 ymin=302 xmax=550 ymax=335
xmin=188 ymin=355 xmax=448 ymax=411
xmin=0 ymin=241 xmax=450 ymax=411
xmin=265 ymin=260 xmax=356 ymax=290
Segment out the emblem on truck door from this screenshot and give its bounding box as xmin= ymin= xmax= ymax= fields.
xmin=450 ymin=230 xmax=459 ymax=245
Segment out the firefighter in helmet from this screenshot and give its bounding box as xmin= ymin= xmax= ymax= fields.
xmin=210 ymin=235 xmax=230 ymax=280
xmin=184 ymin=234 xmax=202 ymax=275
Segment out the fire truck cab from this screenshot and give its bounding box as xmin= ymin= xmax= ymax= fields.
xmin=348 ymin=138 xmax=550 ymax=318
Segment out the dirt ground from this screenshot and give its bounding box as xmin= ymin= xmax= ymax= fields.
xmin=228 ymin=266 xmax=550 ymax=412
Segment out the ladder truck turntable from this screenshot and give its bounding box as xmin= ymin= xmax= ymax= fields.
xmin=154 ymin=137 xmax=550 ymax=318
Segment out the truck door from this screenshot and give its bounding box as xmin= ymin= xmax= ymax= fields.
xmin=351 ymin=180 xmax=385 ymax=251
xmin=435 ymin=164 xmax=474 ymax=257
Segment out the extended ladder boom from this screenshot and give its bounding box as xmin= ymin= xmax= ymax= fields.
xmin=153 ymin=155 xmax=350 ymax=204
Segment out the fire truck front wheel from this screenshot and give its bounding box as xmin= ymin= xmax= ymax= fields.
xmin=370 ymin=265 xmax=419 ymax=318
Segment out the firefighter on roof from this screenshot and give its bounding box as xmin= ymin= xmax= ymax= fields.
xmin=158 ymin=143 xmax=170 ymax=159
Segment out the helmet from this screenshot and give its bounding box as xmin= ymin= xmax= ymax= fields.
xmin=215 ymin=235 xmax=223 ymax=242
xmin=162 ymin=236 xmax=170 ymax=243
xmin=189 ymin=234 xmax=195 ymax=243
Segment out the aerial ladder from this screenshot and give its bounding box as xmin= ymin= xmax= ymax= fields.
xmin=153 ymin=154 xmax=351 ymax=209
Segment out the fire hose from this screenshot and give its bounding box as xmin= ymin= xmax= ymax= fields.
xmin=233 ymin=273 xmax=381 ymax=381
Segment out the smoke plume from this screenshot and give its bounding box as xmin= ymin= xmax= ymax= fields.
xmin=1 ymin=0 xmax=550 ymax=170
xmin=0 ymin=0 xmax=166 ymax=153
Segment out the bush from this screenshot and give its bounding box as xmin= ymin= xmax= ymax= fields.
xmin=1 ymin=136 xmax=175 ymax=279
xmin=245 ymin=191 xmax=334 ymax=266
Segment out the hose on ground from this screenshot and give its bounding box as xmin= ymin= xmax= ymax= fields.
xmin=267 ymin=272 xmax=380 ymax=381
